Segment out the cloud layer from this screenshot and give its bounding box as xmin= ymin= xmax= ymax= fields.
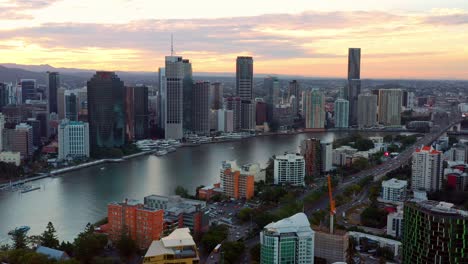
xmin=0 ymin=3 xmax=467 ymax=79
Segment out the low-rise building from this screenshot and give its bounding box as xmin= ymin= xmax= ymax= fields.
xmin=444 ymin=165 xmax=468 ymax=191
xmin=197 ymin=183 xmax=222 ymax=201
xmin=332 ymin=146 xmax=357 ymax=167
xmin=381 ymin=178 xmax=407 ymax=202
xmin=0 ymin=151 xmax=21 ymax=166
xmin=143 ymin=228 xmax=199 ymax=264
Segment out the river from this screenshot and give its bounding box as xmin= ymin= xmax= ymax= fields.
xmin=0 ymin=131 xmax=396 ymax=243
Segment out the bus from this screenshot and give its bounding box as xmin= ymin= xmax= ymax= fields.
xmin=214 ymin=244 xmax=222 ymax=253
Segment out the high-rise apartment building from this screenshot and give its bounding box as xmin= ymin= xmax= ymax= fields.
xmin=108 ymin=199 xmax=164 ymax=249
xmin=87 ymin=71 xmax=126 ymax=151
xmin=304 ymin=89 xmax=325 ymax=129
xmin=321 ymin=141 xmax=333 ymax=173
xmin=334 ymin=98 xmax=349 ymax=128
xmin=58 ymin=120 xmax=90 ymax=161
xmin=301 ymin=138 xmax=321 ymax=177
xmin=191 ymin=81 xmax=210 ymax=135
xmin=210 ymin=82 xmax=223 ymax=110
xmin=165 ymin=56 xmax=186 ymax=139
xmin=381 ymin=178 xmax=407 ymax=202
xmin=236 ymin=56 xmax=253 ymax=100
xmin=182 ymin=59 xmax=193 ymax=132
xmin=378 ymin=89 xmax=402 ymax=126
xmin=274 ymin=154 xmax=306 ymax=186
xmin=125 ymin=86 xmax=149 ymax=141
xmin=357 ymin=94 xmax=377 ymax=128
xmin=402 ymin=200 xmax=468 ymax=263
xmin=225 ymin=97 xmax=242 ymax=131
xmin=345 ymin=48 xmax=361 ymax=126
xmin=411 ymin=146 xmax=443 ymax=192
xmin=47 ymin=72 xmax=59 ymax=114
xmin=220 ymin=161 xmax=255 ymax=200
xmin=260 ymin=213 xmax=315 ymax=264
xmin=143 ymin=228 xmax=200 ymax=264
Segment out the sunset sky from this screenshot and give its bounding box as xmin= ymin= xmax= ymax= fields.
xmin=0 ymin=0 xmax=468 ymax=79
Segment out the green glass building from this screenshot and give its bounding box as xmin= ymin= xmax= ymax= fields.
xmin=260 ymin=213 xmax=315 ymax=264
xmin=402 ymin=200 xmax=468 ymax=264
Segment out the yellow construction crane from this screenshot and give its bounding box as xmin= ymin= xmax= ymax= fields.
xmin=327 ymin=174 xmax=336 ymax=234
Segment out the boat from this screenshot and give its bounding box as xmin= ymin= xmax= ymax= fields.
xmin=100 ymin=167 xmax=106 ymax=170
xmin=167 ymin=147 xmax=176 ymax=153
xmin=155 ymin=150 xmax=168 ymax=156
xmin=21 ymin=186 xmax=40 ymax=193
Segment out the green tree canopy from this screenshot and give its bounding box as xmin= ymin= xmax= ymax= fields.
xmin=40 ymin=222 xmax=60 ymax=249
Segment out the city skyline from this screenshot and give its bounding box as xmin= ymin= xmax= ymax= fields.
xmin=0 ymin=1 xmax=467 ymax=79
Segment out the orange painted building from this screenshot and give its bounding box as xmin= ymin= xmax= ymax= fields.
xmin=220 ymin=168 xmax=254 ymax=200
xmin=108 ymin=199 xmax=164 ymax=249
xmin=198 ymin=183 xmax=221 ymax=200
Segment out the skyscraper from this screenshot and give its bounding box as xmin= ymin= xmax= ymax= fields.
xmin=260 ymin=213 xmax=315 ymax=264
xmin=87 ymin=71 xmax=126 ymax=151
xmin=0 ymin=83 xmax=9 ymax=111
xmin=57 ymin=87 xmax=66 ymax=120
xmin=126 ymin=86 xmax=149 ymax=141
xmin=4 ymin=123 xmax=34 ymax=160
xmin=357 ymin=94 xmax=377 ymax=128
xmin=321 ymin=141 xmax=333 ymax=173
xmin=345 ymin=48 xmax=361 ymax=126
xmin=20 ymin=79 xmax=36 ymax=103
xmin=378 ymin=89 xmax=402 ymax=126
xmin=191 ymin=81 xmax=210 ymax=135
xmin=182 ymin=59 xmax=193 ymax=132
xmin=264 ymin=76 xmax=280 ymax=123
xmin=334 ymin=98 xmax=349 ymax=128
xmin=0 ymin=113 xmax=4 ymax=151
xmin=65 ymin=91 xmax=78 ymax=121
xmin=236 ymin=56 xmax=253 ymax=100
xmin=304 ymin=89 xmax=325 ymax=130
xmin=158 ymin=67 xmax=166 ymax=129
xmin=210 ymin=82 xmax=223 ymax=110
xmin=288 ymin=80 xmax=301 ymax=116
xmin=164 ymin=56 xmax=185 ymax=139
xmin=411 ymin=146 xmax=443 ymax=192
xmin=256 ymin=99 xmax=267 ymax=126
xmin=241 ymin=100 xmax=256 ymax=130
xmin=225 ymin=97 xmax=242 ymax=131
xmin=301 ymin=138 xmax=321 ymax=177
xmin=47 ymin=72 xmax=59 ymax=114
xmin=402 ymin=200 xmax=468 ymax=263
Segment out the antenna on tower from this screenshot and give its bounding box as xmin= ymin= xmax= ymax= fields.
xmin=171 ymin=34 xmax=174 ymax=56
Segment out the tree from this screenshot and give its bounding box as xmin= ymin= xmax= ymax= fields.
xmin=237 ymin=208 xmax=253 ymax=222
xmin=40 ymin=222 xmax=60 ymax=249
xmin=8 ymin=228 xmax=28 ymax=250
xmin=90 ymin=257 xmax=115 ymax=264
xmin=58 ymin=241 xmax=74 ymax=257
xmin=250 ymin=243 xmax=261 ymax=262
xmin=351 ymin=157 xmax=369 ymax=171
xmin=354 ymin=138 xmax=375 ymax=151
xmin=383 ymin=135 xmax=393 ymax=143
xmin=116 ymin=229 xmax=137 ymax=260
xmin=448 ymin=136 xmax=458 ymax=146
xmin=201 ymin=225 xmax=228 ymax=253
xmin=222 ymin=241 xmax=245 ymax=264
xmin=73 ymin=225 xmax=107 ymax=263
xmin=361 ymin=206 xmax=387 ymax=228
xmin=175 ymin=186 xmax=190 ymax=198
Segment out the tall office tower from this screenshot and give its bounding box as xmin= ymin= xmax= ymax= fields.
xmin=158 ymin=67 xmax=166 ymax=129
xmin=357 ymin=94 xmax=377 ymax=128
xmin=402 ymin=200 xmax=468 ymax=263
xmin=76 ymin=88 xmax=88 ymax=120
xmin=378 ymin=89 xmax=403 ymax=126
xmin=191 ymin=81 xmax=210 ymax=135
xmin=288 ymin=80 xmax=301 ymax=116
xmin=345 ymin=48 xmax=361 ymax=126
xmin=216 ymin=109 xmax=234 ymax=132
xmin=64 ymin=91 xmax=78 ymax=121
xmin=411 ymin=146 xmax=443 ymax=192
xmin=87 ymin=71 xmax=126 ymax=151
xmin=33 ymin=111 xmax=49 ymax=139
xmin=256 ymin=99 xmax=267 ymax=126
xmin=334 ymin=98 xmax=349 ymax=128
xmin=304 ymin=89 xmax=325 ymax=129
xmin=264 ymin=76 xmax=280 ymax=123
xmin=210 ymin=82 xmax=223 ymax=110
xmin=320 ymin=141 xmax=333 ymax=173
xmin=225 ymin=97 xmax=242 ymax=131
xmin=58 ymin=120 xmax=90 ymax=161
xmin=25 ymin=118 xmax=41 ymax=147
xmin=0 ymin=113 xmax=4 ymax=151
xmin=126 ymin=86 xmax=149 ymax=141
xmin=20 ymin=79 xmax=36 ymax=103
xmin=301 ymin=138 xmax=321 ymax=177
xmin=260 ymin=213 xmax=315 ymax=264
xmin=165 ymin=56 xmax=185 ymax=139
xmin=241 ymin=100 xmax=255 ymax=130
xmin=274 ymin=153 xmax=306 ymax=186
xmin=57 ymin=88 xmax=66 ymax=120
xmin=236 ymin=56 xmax=253 ymax=100
xmin=46 ymin=72 xmax=59 ymax=114
xmin=182 ymin=59 xmax=193 ymax=132
xmin=0 ymin=83 xmax=8 ymax=111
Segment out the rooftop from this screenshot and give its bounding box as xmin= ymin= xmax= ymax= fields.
xmin=145 ymin=228 xmax=197 ymax=259
xmin=382 ymin=178 xmax=407 ymax=189
xmin=264 ymin=213 xmax=314 ymax=236
xmin=409 ymin=199 xmax=468 ymax=217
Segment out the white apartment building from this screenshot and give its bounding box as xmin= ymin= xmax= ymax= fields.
xmin=411 ymin=146 xmax=443 ymax=192
xmin=58 ymin=120 xmax=90 ymax=161
xmin=386 ymin=206 xmax=404 ymax=238
xmin=381 ymin=178 xmax=407 ymax=202
xmin=274 ymin=153 xmax=305 ymax=186
xmin=0 ymin=151 xmax=21 ymax=166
